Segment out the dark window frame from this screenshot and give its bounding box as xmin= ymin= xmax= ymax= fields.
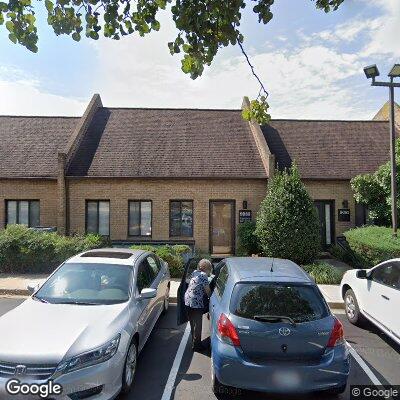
xmin=169 ymin=200 xmax=194 ymax=238
xmin=85 ymin=200 xmax=110 ymax=236
xmin=371 ymin=262 xmax=400 ymax=291
xmin=128 ymin=200 xmax=153 ymax=237
xmin=5 ymin=200 xmax=40 ymax=227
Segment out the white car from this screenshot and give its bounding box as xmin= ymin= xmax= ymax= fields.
xmin=340 ymin=259 xmax=400 ymax=345
xmin=0 ymin=248 xmax=170 ymax=400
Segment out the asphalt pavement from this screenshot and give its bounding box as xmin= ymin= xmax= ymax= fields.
xmin=0 ymin=298 xmax=399 ymax=400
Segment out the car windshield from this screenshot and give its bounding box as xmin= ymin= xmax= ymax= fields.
xmin=230 ymin=283 xmax=329 ymax=323
xmin=34 ymin=263 xmax=132 ymax=305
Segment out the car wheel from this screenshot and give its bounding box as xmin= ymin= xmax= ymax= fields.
xmin=162 ymin=286 xmax=170 ymax=315
xmin=345 ymin=289 xmax=364 ymax=326
xmin=325 ymin=383 xmax=347 ymax=396
xmin=211 ymin=355 xmax=225 ymax=395
xmin=121 ymin=340 xmax=138 ymax=394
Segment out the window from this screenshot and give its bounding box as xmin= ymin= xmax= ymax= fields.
xmin=170 ymin=200 xmax=193 ymax=237
xmin=147 ymin=256 xmax=160 ymax=278
xmin=136 ymin=259 xmax=155 ymax=293
xmin=128 ymin=201 xmax=152 ymax=236
xmin=230 ymin=283 xmax=329 ymax=323
xmin=86 ymin=201 xmax=110 ymax=235
xmin=6 ymin=200 xmax=40 ymax=227
xmin=215 ymin=264 xmax=229 ymax=297
xmin=371 ymin=262 xmax=400 ymax=290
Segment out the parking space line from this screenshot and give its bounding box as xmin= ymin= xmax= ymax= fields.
xmin=161 ymin=323 xmax=191 ymax=400
xmin=347 ymin=342 xmax=382 ymax=386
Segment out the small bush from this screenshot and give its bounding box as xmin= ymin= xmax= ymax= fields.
xmin=0 ymin=225 xmax=108 ymax=274
xmin=255 ymin=164 xmax=320 ymax=264
xmin=302 ymin=262 xmax=344 ymax=285
xmin=130 ymin=244 xmax=189 ymax=278
xmin=344 ymin=225 xmax=400 ymax=267
xmin=237 ymin=221 xmax=261 ymax=256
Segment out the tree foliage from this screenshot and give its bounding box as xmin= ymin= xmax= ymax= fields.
xmin=351 ymin=139 xmax=400 ymax=226
xmin=255 ymin=164 xmax=320 ymax=264
xmin=0 ymin=0 xmax=344 ymax=122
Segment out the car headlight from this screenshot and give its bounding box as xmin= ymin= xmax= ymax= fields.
xmin=55 ymin=334 xmax=121 ymax=375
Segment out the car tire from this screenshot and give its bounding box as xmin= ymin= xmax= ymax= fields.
xmin=344 ymin=289 xmax=364 ymax=326
xmin=325 ymin=383 xmax=347 ymax=396
xmin=121 ymin=339 xmax=138 ymax=394
xmin=162 ymin=285 xmax=170 ymax=315
xmin=211 ymin=355 xmax=226 ymax=395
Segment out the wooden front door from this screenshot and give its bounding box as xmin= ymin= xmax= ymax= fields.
xmin=209 ymin=200 xmax=235 ymax=256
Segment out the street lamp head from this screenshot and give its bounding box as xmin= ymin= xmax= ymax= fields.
xmin=364 ymin=64 xmax=380 ymax=79
xmin=388 ymin=64 xmax=400 ymax=78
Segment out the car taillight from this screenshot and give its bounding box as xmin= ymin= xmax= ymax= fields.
xmin=217 ymin=313 xmax=241 ymax=347
xmin=327 ymin=317 xmax=344 ymax=347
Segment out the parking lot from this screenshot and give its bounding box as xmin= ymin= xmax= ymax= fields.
xmin=0 ymin=298 xmax=399 ymax=400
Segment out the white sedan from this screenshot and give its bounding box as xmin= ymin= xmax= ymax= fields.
xmin=340 ymin=259 xmax=400 ymax=345
xmin=0 ymin=248 xmax=170 ymax=400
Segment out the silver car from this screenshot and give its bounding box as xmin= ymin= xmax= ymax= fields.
xmin=0 ymin=248 xmax=170 ymax=400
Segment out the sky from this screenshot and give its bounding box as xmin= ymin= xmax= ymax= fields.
xmin=0 ymin=0 xmax=399 ymax=119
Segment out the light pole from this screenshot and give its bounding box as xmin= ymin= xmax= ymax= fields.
xmin=364 ymin=64 xmax=400 ymax=237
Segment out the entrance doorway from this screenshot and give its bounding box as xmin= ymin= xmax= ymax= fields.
xmin=209 ymin=200 xmax=235 ymax=255
xmin=314 ymin=200 xmax=335 ymax=249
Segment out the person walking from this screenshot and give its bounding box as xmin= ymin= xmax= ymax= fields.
xmin=184 ymin=259 xmax=212 ymax=351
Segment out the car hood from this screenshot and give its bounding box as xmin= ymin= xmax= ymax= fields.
xmin=0 ymin=298 xmax=129 ymax=364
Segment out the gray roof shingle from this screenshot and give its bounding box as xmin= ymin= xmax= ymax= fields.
xmin=66 ymin=108 xmax=267 ymax=178
xmin=0 ymin=116 xmax=78 ymax=178
xmin=262 ymin=120 xmax=394 ymax=180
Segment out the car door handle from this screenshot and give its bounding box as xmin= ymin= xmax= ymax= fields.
xmin=381 ymin=295 xmax=390 ymax=300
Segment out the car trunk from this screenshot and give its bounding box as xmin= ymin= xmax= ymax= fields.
xmin=231 ymin=315 xmax=333 ymax=363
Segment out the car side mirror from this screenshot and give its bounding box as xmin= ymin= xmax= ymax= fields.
xmin=356 ymin=270 xmax=368 ymax=279
xmin=140 ymin=288 xmax=157 ymax=299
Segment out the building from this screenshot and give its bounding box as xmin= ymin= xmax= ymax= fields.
xmin=0 ymin=94 xmax=394 ymax=255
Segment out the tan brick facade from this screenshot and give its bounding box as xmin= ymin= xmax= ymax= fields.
xmin=0 ymin=179 xmax=58 ymax=228
xmin=304 ymin=179 xmax=355 ymax=238
xmin=67 ymin=178 xmax=267 ymax=253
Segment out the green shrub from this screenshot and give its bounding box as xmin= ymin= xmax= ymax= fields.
xmin=0 ymin=225 xmax=108 ymax=274
xmin=130 ymin=244 xmax=187 ymax=278
xmin=172 ymin=244 xmax=191 ymax=256
xmin=302 ymin=262 xmax=344 ymax=285
xmin=344 ymin=225 xmax=400 ymax=267
xmin=255 ymin=164 xmax=320 ymax=264
xmin=237 ymin=221 xmax=261 ymax=256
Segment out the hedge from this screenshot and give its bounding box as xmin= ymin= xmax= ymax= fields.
xmin=344 ymin=225 xmax=400 ymax=267
xmin=0 ymin=225 xmax=109 ymax=274
xmin=237 ymin=221 xmax=261 ymax=256
xmin=130 ymin=244 xmax=191 ymax=278
xmin=302 ymin=262 xmax=344 ymax=285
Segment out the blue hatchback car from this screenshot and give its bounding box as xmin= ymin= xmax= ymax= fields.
xmin=208 ymin=257 xmax=350 ymax=396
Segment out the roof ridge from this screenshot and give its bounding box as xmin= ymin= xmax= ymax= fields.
xmin=0 ymin=115 xmax=79 ymax=119
xmin=102 ymin=107 xmax=241 ymax=112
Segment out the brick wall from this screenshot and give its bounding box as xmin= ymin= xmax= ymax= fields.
xmin=304 ymin=179 xmax=355 ymax=238
xmin=67 ymin=178 xmax=267 ymax=253
xmin=0 ymin=179 xmax=58 ymax=228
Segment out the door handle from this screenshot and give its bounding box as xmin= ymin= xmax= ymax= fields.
xmin=381 ymin=295 xmax=390 ymax=300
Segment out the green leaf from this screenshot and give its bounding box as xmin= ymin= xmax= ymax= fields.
xmin=5 ymin=20 xmax=13 ymax=32
xmin=45 ymin=0 xmax=54 ymax=12
xmin=8 ymin=32 xmax=17 ymax=43
xmin=72 ymin=31 xmax=80 ymax=41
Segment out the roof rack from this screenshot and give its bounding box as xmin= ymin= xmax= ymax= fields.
xmin=80 ymin=250 xmax=134 ymax=259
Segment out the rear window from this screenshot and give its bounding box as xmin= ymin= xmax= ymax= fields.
xmin=230 ymin=283 xmax=329 ymax=323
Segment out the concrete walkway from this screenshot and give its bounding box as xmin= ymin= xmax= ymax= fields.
xmin=0 ymin=275 xmax=344 ymax=309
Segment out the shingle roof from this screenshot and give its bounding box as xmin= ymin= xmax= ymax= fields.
xmin=66 ymin=108 xmax=267 ymax=178
xmin=0 ymin=116 xmax=78 ymax=178
xmin=262 ymin=120 xmax=393 ymax=180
